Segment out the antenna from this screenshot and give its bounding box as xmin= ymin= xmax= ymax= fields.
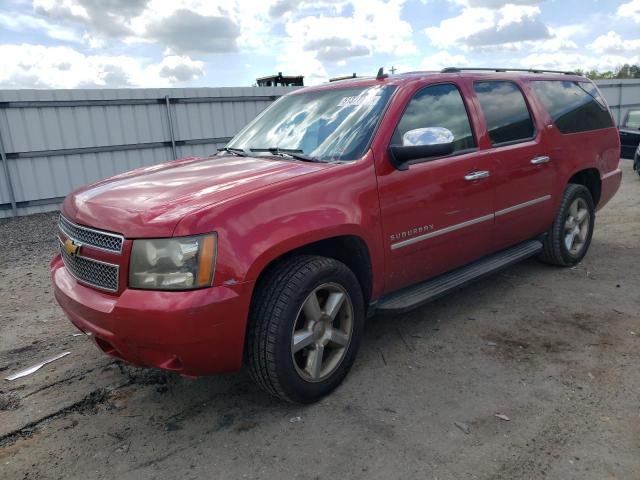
xmin=376 ymin=67 xmax=388 ymax=80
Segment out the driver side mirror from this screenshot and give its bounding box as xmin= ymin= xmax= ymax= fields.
xmin=388 ymin=127 xmax=455 ymax=171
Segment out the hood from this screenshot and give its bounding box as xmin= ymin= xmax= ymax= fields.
xmin=62 ymin=155 xmax=333 ymax=238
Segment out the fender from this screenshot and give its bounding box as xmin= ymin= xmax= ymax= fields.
xmin=174 ymin=151 xmax=386 ymax=297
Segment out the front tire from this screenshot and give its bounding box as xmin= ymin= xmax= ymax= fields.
xmin=538 ymin=184 xmax=595 ymax=267
xmin=245 ymin=255 xmax=364 ymax=403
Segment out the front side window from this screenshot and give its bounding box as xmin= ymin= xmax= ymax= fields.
xmin=530 ymin=80 xmax=614 ymax=134
xmin=474 ymin=81 xmax=535 ymax=145
xmin=391 ymin=83 xmax=476 ymax=153
xmin=227 ymin=85 xmax=395 ymax=161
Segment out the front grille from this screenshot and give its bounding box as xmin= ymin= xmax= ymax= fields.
xmin=60 ymin=242 xmax=119 ymax=292
xmin=59 ymin=215 xmax=123 ymax=254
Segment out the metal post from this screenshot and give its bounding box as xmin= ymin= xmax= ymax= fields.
xmin=617 ymin=83 xmax=623 ymax=126
xmin=0 ymin=123 xmax=17 ymax=217
xmin=164 ymin=95 xmax=177 ymax=160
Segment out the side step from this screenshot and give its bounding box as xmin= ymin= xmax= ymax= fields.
xmin=375 ymin=240 xmax=543 ymax=315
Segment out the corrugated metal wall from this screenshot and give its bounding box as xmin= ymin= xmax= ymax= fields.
xmin=0 ymin=86 xmax=296 ymax=218
xmin=596 ymin=79 xmax=640 ymax=127
xmin=1 ymin=80 xmax=639 ymax=218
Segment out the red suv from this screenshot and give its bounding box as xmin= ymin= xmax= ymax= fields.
xmin=52 ymin=68 xmax=621 ymax=403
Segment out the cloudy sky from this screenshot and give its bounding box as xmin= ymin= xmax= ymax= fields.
xmin=0 ymin=0 xmax=639 ymax=89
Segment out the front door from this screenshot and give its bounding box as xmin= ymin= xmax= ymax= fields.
xmin=375 ymin=82 xmax=495 ymax=293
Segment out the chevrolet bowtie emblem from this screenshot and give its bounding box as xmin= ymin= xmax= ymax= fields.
xmin=64 ymin=239 xmax=80 ymax=256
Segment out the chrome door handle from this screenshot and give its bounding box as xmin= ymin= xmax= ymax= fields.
xmin=464 ymin=170 xmax=490 ymax=181
xmin=531 ymin=155 xmax=550 ymax=165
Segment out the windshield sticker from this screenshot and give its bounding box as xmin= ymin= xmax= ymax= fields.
xmin=338 ymin=95 xmax=376 ymax=107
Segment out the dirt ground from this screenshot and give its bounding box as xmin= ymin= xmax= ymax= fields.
xmin=0 ymin=160 xmax=638 ymax=480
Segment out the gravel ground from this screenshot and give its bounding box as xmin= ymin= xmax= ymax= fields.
xmin=0 ymin=160 xmax=639 ymax=480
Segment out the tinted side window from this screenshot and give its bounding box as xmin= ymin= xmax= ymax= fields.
xmin=474 ymin=81 xmax=535 ymax=145
xmin=530 ymin=80 xmax=614 ymax=134
xmin=392 ymin=83 xmax=476 ymax=153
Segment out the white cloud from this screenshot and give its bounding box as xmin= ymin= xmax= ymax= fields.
xmin=0 ymin=44 xmax=204 ymax=88
xmin=521 ymin=52 xmax=640 ymax=73
xmin=448 ymin=0 xmax=542 ymax=7
xmin=617 ymin=0 xmax=640 ymax=23
xmin=425 ymin=4 xmax=551 ymax=50
xmin=421 ymin=51 xmax=469 ymax=70
xmin=589 ymin=31 xmax=640 ymax=56
xmin=285 ymin=0 xmax=416 ymax=61
xmin=144 ymin=9 xmax=240 ymax=54
xmin=424 ymin=7 xmax=495 ymax=49
xmin=530 ymin=24 xmax=584 ymax=52
xmin=156 ymin=55 xmax=205 ymax=82
xmin=0 ymin=11 xmax=81 ymax=42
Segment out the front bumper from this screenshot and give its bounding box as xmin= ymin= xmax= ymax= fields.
xmin=51 ymin=255 xmax=253 ymax=376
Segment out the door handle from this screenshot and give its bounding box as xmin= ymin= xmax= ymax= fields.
xmin=531 ymin=155 xmax=550 ymax=165
xmin=464 ymin=170 xmax=490 ymax=181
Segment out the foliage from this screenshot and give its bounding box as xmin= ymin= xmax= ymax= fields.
xmin=574 ymin=64 xmax=640 ymax=80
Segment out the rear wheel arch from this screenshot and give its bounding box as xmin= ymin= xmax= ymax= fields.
xmin=567 ymin=168 xmax=601 ymax=207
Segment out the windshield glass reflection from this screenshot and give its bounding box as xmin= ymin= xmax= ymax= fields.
xmin=228 ymin=85 xmax=395 ymax=161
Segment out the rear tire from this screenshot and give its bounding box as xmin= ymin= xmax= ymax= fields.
xmin=538 ymin=184 xmax=595 ymax=267
xmin=245 ymin=255 xmax=364 ymax=403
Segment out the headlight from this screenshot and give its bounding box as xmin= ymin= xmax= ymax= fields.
xmin=129 ymin=234 xmax=217 ymax=290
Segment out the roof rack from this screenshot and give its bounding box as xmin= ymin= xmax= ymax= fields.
xmin=329 ymin=73 xmax=358 ymax=82
xmin=441 ymin=67 xmax=577 ymax=75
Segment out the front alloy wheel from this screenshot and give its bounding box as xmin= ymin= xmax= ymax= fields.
xmin=291 ymin=283 xmax=354 ymax=382
xmin=246 ymin=256 xmax=364 ymax=403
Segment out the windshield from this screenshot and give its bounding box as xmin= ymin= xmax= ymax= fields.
xmin=227 ymin=85 xmax=395 ymax=161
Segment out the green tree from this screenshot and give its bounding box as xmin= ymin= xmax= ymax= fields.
xmin=582 ymin=64 xmax=640 ymax=79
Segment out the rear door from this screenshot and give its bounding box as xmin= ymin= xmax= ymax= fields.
xmin=471 ymin=79 xmax=556 ymax=251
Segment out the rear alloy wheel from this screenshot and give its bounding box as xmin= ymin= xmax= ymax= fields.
xmin=539 ymin=183 xmax=595 ymax=267
xmin=246 ymin=256 xmax=364 ymax=403
xmin=563 ymin=197 xmax=590 ymax=256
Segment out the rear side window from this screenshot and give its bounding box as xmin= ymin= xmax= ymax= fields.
xmin=530 ymin=80 xmax=614 ymax=134
xmin=474 ymin=81 xmax=535 ymax=146
xmin=392 ymin=83 xmax=476 ymax=153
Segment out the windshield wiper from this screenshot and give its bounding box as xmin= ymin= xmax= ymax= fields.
xmin=250 ymin=147 xmax=316 ymax=162
xmin=218 ymin=147 xmax=248 ymax=156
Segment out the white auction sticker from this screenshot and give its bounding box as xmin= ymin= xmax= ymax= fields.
xmin=338 ymin=95 xmax=376 ymax=107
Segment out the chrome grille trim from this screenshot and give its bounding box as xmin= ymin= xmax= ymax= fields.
xmin=58 ymin=215 xmax=124 ymax=254
xmin=58 ymin=239 xmax=119 ymax=292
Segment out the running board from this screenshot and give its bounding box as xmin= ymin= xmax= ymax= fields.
xmin=374 ymin=240 xmax=543 ymax=315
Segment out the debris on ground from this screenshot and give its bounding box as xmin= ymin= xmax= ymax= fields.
xmin=454 ymin=421 xmax=471 ymax=434
xmin=289 ymin=416 xmax=302 ymax=423
xmin=495 ymin=413 xmax=510 ymax=421
xmin=5 ymin=351 xmax=71 ymax=381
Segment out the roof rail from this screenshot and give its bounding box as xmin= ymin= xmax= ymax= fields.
xmin=329 ymin=73 xmax=358 ymax=82
xmin=441 ymin=67 xmax=577 ymax=75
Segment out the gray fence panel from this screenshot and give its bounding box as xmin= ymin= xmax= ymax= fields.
xmin=596 ymin=79 xmax=640 ymax=126
xmin=1 ymin=81 xmax=637 ymax=218
xmin=0 ymin=86 xmax=295 ymax=218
